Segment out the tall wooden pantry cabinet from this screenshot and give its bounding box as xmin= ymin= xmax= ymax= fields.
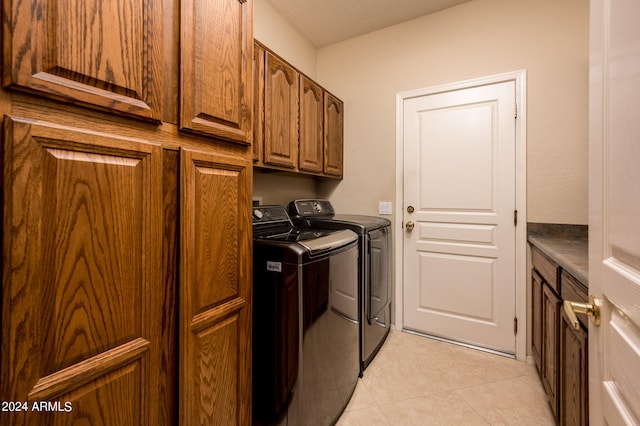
xmin=0 ymin=0 xmax=253 ymax=425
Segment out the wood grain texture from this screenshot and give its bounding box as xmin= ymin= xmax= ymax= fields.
xmin=560 ymin=310 xmax=589 ymax=426
xmin=263 ymin=51 xmax=298 ymax=169
xmin=2 ymin=0 xmax=163 ymax=121
xmin=179 ymin=147 xmax=252 ymax=426
xmin=323 ymin=92 xmax=343 ymax=177
xmin=1 ymin=117 xmax=164 ymax=425
xmin=253 ymin=43 xmax=265 ymax=163
xmin=180 ymin=0 xmax=253 ymax=144
xmin=531 ymin=247 xmax=559 ymax=293
xmin=531 ymin=271 xmax=543 ymax=370
xmin=542 ymin=283 xmax=560 ymax=418
xmin=299 ymin=75 xmax=324 ymax=173
xmin=160 ymin=149 xmax=179 ymax=425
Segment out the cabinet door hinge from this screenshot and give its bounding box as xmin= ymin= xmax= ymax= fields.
xmin=514 ymin=210 xmax=518 ymax=226
xmin=515 ymin=102 xmax=518 ymax=119
xmin=514 ymin=317 xmax=518 ymax=335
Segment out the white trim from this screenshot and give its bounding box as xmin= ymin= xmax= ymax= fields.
xmin=394 ymin=70 xmax=528 ymax=360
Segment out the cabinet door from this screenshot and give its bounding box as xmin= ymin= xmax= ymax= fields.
xmin=299 ymin=75 xmax=324 ymax=173
xmin=179 ymin=148 xmax=252 ymax=425
xmin=531 ymin=271 xmax=543 ymax=370
xmin=542 ymin=283 xmax=560 ymax=418
xmin=264 ymin=52 xmax=299 ymax=168
xmin=324 ymin=92 xmax=344 ymax=177
xmin=1 ymin=117 xmax=165 ymax=425
xmin=253 ymin=43 xmax=265 ymax=163
xmin=3 ymin=0 xmax=163 ymax=121
xmin=560 ymin=310 xmax=589 ymax=426
xmin=181 ymin=0 xmax=253 ymax=144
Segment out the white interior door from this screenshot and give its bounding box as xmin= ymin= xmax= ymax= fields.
xmin=589 ymin=0 xmax=640 ymax=423
xmin=402 ymin=80 xmax=516 ymax=354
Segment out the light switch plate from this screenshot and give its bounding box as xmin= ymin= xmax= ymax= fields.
xmin=379 ymin=201 xmax=392 ymax=215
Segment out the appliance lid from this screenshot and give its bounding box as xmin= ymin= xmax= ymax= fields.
xmin=314 ymin=214 xmax=391 ymax=229
xmin=254 ymin=228 xmax=337 ymax=242
xmin=298 ymin=229 xmax=357 ymax=254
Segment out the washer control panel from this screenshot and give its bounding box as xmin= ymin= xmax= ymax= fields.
xmin=289 ymin=199 xmax=334 ymax=217
xmin=252 ymin=205 xmax=291 ymax=224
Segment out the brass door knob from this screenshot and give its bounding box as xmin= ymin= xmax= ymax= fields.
xmin=563 ymin=295 xmax=602 ymax=329
xmin=406 ymin=221 xmax=415 ymax=231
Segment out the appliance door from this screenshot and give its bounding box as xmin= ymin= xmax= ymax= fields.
xmin=368 ymin=226 xmax=391 ymax=323
xmin=302 ymin=242 xmax=359 ymax=426
xmin=252 ymin=249 xmax=301 ymax=426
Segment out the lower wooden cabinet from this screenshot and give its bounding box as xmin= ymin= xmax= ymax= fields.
xmin=560 ymin=309 xmax=588 ymax=426
xmin=531 ymin=271 xmax=543 ymax=368
xmin=541 ymin=282 xmax=560 ymax=417
xmin=531 ymin=245 xmax=589 ymax=425
xmin=178 ymin=147 xmax=252 ymax=425
xmin=1 ymin=117 xmax=252 ymax=425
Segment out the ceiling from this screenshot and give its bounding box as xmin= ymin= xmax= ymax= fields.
xmin=265 ymin=0 xmax=473 ymax=48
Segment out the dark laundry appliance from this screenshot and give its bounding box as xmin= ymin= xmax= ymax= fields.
xmin=252 ymin=205 xmax=360 ymax=425
xmin=288 ymin=199 xmax=392 ymax=374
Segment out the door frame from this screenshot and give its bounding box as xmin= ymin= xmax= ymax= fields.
xmin=394 ymin=70 xmax=528 ymax=360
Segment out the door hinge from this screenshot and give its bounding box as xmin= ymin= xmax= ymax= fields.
xmin=514 ymin=210 xmax=518 ymax=226
xmin=514 ymin=317 xmax=518 ymax=335
xmin=514 ymin=102 xmax=518 ymax=119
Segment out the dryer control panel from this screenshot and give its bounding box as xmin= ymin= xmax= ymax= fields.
xmin=252 ymin=205 xmax=291 ymax=224
xmin=288 ymin=199 xmax=334 ymax=217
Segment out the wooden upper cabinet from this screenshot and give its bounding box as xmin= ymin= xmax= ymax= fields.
xmin=180 ymin=0 xmax=253 ymax=144
xmin=253 ymin=43 xmax=265 ymax=163
xmin=253 ymin=42 xmax=344 ymax=178
xmin=2 ymin=0 xmax=163 ymax=121
xmin=264 ymin=51 xmax=299 ymax=169
xmin=324 ymin=92 xmax=344 ymax=177
xmin=179 ymin=148 xmax=252 ymax=426
xmin=299 ymin=75 xmax=324 ymax=173
xmin=1 ymin=117 xmax=166 ymax=425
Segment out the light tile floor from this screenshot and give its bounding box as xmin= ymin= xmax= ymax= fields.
xmin=337 ymin=330 xmax=555 ymax=425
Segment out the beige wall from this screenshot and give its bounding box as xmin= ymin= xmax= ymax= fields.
xmin=254 ymin=0 xmax=317 ymax=77
xmin=256 ymin=0 xmax=590 ymax=224
xmin=253 ymin=0 xmax=318 ymax=205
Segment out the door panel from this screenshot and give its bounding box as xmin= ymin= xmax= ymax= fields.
xmin=0 ymin=117 xmax=163 ymax=425
xmin=299 ymin=75 xmax=324 ymax=173
xmin=3 ymin=0 xmax=163 ymax=121
xmin=179 ymin=148 xmax=251 ymax=426
xmin=369 ymin=227 xmax=391 ymax=320
xmin=323 ymin=93 xmax=344 ymax=177
xmin=264 ymin=52 xmax=298 ymax=168
xmin=403 ymin=81 xmax=516 ymax=353
xmin=590 ymin=0 xmax=640 ymax=423
xmin=180 ymin=0 xmax=253 ymax=143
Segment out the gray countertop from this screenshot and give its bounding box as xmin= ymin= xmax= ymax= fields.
xmin=528 ymin=224 xmax=588 ymax=286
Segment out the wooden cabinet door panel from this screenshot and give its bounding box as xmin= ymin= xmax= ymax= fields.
xmin=179 ymin=148 xmax=251 ymax=425
xmin=560 ymin=310 xmax=589 ymax=426
xmin=299 ymin=76 xmax=323 ymax=173
xmin=531 ymin=271 xmax=543 ymax=370
xmin=542 ymin=283 xmax=560 ymax=418
xmin=324 ymin=92 xmax=344 ymax=177
xmin=253 ymin=43 xmax=265 ymax=163
xmin=1 ymin=117 xmax=164 ymax=425
xmin=3 ymin=0 xmax=163 ymax=121
xmin=264 ymin=52 xmax=298 ymax=168
xmin=181 ymin=0 xmax=253 ymax=144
